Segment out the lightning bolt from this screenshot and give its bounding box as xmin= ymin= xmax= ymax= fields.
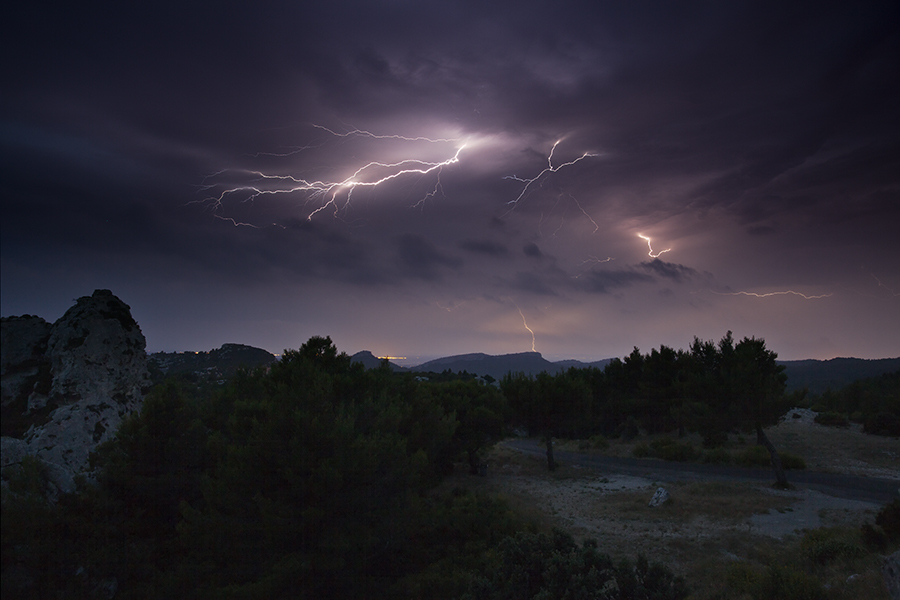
xmin=504 ymin=140 xmax=598 ymax=210
xmin=710 ymin=290 xmax=833 ymax=300
xmin=540 ymin=192 xmax=600 ymax=237
xmin=435 ymin=300 xmax=467 ymax=312
xmin=573 ymin=255 xmax=615 ymax=278
xmin=511 ymin=301 xmax=536 ymax=352
xmin=637 ymin=233 xmax=671 ymax=258
xmin=196 ymin=126 xmax=467 ymax=226
xmin=871 ymin=274 xmax=900 ymax=298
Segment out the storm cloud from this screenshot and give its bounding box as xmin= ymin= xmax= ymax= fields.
xmin=2 ymin=0 xmax=898 ymax=361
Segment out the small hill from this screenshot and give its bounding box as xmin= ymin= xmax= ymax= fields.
xmin=350 ymin=351 xmax=406 ymax=371
xmin=414 ymin=352 xmax=556 ymax=379
xmin=149 ymin=343 xmax=276 ymax=382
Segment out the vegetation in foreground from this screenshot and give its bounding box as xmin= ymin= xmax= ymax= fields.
xmin=3 ymin=332 xmax=898 ymax=598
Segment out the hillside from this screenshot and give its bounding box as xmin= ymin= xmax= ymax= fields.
xmin=148 ymin=343 xmax=276 ymax=382
xmin=779 ymin=357 xmax=900 ymax=394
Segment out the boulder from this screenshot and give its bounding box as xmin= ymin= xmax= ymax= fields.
xmin=649 ymin=487 xmax=670 ymax=507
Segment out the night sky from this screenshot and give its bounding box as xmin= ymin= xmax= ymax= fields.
xmin=2 ymin=1 xmax=898 ymax=363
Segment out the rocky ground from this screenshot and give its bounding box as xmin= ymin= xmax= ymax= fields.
xmin=448 ymin=413 xmax=898 ymax=598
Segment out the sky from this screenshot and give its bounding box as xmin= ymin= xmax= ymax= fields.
xmin=2 ymin=1 xmax=899 ymax=364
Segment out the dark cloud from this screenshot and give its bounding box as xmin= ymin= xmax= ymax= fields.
xmin=577 ymin=269 xmax=654 ymax=295
xmin=510 ymin=271 xmax=557 ymax=296
xmin=522 ymin=243 xmax=543 ymax=259
xmin=1 ymin=1 xmax=898 ymax=360
xmin=640 ymin=260 xmax=699 ymax=284
xmin=459 ymin=239 xmax=508 ymax=256
xmin=396 ymin=234 xmax=462 ymax=280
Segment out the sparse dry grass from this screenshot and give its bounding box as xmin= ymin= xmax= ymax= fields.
xmin=444 ymin=419 xmax=897 ymax=599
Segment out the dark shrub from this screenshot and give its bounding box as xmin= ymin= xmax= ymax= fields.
xmin=864 ymin=413 xmax=900 ymax=436
xmin=780 ymin=452 xmax=806 ymax=470
xmin=735 ymin=445 xmax=771 ymax=468
xmin=814 ymin=411 xmax=849 ymax=427
xmin=702 ymin=430 xmax=728 ymax=448
xmin=702 ymin=447 xmax=732 ymax=464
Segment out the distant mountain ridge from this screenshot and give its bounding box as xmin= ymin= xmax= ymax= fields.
xmin=778 ymin=357 xmax=900 ymax=394
xmin=150 ymin=344 xmax=898 ymax=396
xmin=349 ymin=350 xmax=613 ymax=380
xmin=351 ymin=350 xmax=899 ymax=393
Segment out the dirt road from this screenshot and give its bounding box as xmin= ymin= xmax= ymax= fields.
xmin=504 ymin=438 xmax=899 ymax=504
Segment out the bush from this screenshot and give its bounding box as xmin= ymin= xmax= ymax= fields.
xmin=801 ymin=528 xmax=865 ymax=565
xmin=861 ymin=500 xmax=900 ymax=551
xmin=464 ymin=529 xmax=688 ymax=600
xmin=814 ymin=411 xmax=849 ymax=427
xmin=654 ymin=441 xmax=698 ymax=462
xmin=631 ymin=437 xmax=701 ymax=462
xmin=617 ymin=417 xmax=640 ymax=441
xmin=735 ymin=445 xmax=771 ymax=468
xmin=726 ymin=562 xmax=824 ymax=600
xmin=702 ymin=430 xmax=728 ymax=448
xmin=633 ymin=443 xmax=651 ymax=458
xmin=864 ymin=412 xmax=900 ymax=436
xmin=702 ymin=447 xmax=732 ymax=465
xmin=779 ymin=452 xmax=806 ymax=470
xmin=877 ymin=499 xmax=900 ymax=540
xmin=589 ymin=434 xmax=609 ymax=450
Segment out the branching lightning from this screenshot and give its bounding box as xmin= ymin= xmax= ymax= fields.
xmin=637 ymin=233 xmax=671 ymax=258
xmin=197 ymin=126 xmax=467 ymax=226
xmin=573 ymin=255 xmax=615 ymax=278
xmin=710 ymin=290 xmax=833 ymax=300
xmin=541 ymin=192 xmax=600 ymax=237
xmin=871 ymin=274 xmax=900 ymax=298
xmin=504 ymin=140 xmax=598 ymax=209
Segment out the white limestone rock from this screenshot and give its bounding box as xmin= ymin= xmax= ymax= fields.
xmin=1 ymin=290 xmax=149 ymax=490
xmin=649 ymin=487 xmax=670 ymax=507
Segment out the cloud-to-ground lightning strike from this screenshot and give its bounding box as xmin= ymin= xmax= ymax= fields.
xmin=512 ymin=302 xmax=537 ymax=352
xmin=197 ymin=127 xmax=467 ymax=226
xmin=637 ymin=233 xmax=671 ymax=258
xmin=504 ymin=140 xmax=598 ymax=210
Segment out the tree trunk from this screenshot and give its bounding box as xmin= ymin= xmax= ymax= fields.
xmin=544 ymin=435 xmax=558 ymax=471
xmin=756 ymin=423 xmax=789 ymax=488
xmin=467 ymin=449 xmax=479 ymax=475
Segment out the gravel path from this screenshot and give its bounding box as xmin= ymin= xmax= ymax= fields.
xmin=504 ymin=438 xmax=900 ymax=504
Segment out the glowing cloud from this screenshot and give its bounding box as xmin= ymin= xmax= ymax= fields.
xmin=504 ymin=140 xmax=599 ymax=208
xmin=637 ymin=233 xmax=671 ymax=258
xmin=710 ymin=290 xmax=833 ymax=300
xmin=196 ymin=126 xmax=468 ymax=226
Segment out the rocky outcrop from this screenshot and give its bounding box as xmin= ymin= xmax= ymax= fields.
xmin=1 ymin=290 xmax=149 ymax=496
xmin=0 ymin=315 xmax=52 ymax=411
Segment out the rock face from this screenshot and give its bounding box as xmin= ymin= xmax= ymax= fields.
xmin=1 ymin=290 xmax=149 ymax=495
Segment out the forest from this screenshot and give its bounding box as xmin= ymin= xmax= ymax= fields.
xmin=2 ymin=333 xmax=898 ymax=599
